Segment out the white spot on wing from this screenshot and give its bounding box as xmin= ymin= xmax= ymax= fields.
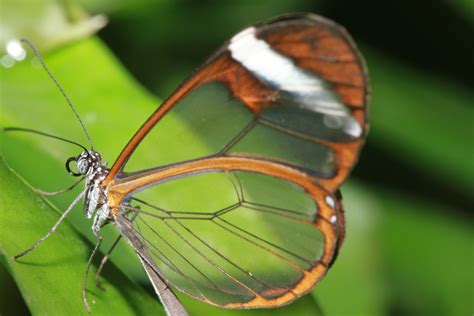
xmin=330 ymin=215 xmax=337 ymax=223
xmin=229 ymin=28 xmax=362 ymax=137
xmin=325 ymin=195 xmax=335 ymax=208
xmin=229 ymin=28 xmax=326 ymax=94
xmin=343 ymin=118 xmax=363 ymax=137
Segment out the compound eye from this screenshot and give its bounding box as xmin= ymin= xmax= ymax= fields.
xmin=77 ymin=158 xmax=90 ymax=175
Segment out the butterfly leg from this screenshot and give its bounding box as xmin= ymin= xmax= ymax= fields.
xmin=12 ymin=188 xmax=87 ymax=260
xmin=94 ymin=234 xmax=121 ymax=291
xmin=94 ymin=206 xmax=140 ymax=290
xmin=4 ymin=159 xmax=85 ymax=197
xmin=82 ymin=236 xmax=103 ymax=313
xmin=34 ymin=176 xmax=84 ymax=196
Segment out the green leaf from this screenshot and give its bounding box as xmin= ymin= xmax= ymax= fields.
xmin=366 ymin=49 xmax=474 ymax=195
xmin=0 ymin=35 xmax=323 ymax=316
xmin=3 ymin=3 xmax=471 ymax=315
xmin=377 ymin=190 xmax=473 ymax=316
xmin=0 ymin=37 xmax=157 ymax=283
xmin=0 ymin=158 xmax=165 ymax=315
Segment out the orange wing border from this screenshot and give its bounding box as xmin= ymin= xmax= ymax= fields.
xmin=107 ymin=156 xmax=344 ymax=308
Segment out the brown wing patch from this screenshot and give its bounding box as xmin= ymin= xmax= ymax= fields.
xmin=257 ymin=16 xmax=368 ymax=111
xmin=216 ymin=56 xmax=278 ymax=113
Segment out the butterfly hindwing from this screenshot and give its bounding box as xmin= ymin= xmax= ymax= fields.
xmin=112 ymin=163 xmax=341 ymax=307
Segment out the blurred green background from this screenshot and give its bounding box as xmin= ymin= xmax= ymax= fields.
xmin=0 ymin=0 xmax=473 ymax=315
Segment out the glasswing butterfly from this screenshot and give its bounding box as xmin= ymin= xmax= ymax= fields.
xmin=7 ymin=13 xmax=369 ymax=315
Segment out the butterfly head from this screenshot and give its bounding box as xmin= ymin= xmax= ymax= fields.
xmin=66 ymin=150 xmax=103 ymax=177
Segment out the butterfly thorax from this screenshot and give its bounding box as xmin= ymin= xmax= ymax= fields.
xmin=68 ymin=150 xmax=111 ymax=236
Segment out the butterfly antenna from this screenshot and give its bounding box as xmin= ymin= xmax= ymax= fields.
xmin=2 ymin=127 xmax=89 ymax=152
xmin=20 ymin=38 xmax=94 ymax=150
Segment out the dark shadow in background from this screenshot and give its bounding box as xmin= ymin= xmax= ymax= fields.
xmin=0 ymin=263 xmax=29 ymax=316
xmin=323 ymin=0 xmax=474 ymax=89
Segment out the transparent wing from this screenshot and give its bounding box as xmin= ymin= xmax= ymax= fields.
xmin=113 ymin=168 xmax=342 ymax=308
xmin=106 ymin=13 xmax=365 ymax=308
xmin=105 ymin=14 xmax=368 ymax=193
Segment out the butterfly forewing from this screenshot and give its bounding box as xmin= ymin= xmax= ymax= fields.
xmin=106 ymin=14 xmax=368 ymax=192
xmin=103 ymin=13 xmax=368 ymax=309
